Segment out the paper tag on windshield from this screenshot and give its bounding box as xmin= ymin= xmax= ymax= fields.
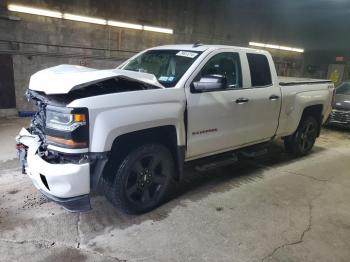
xmin=176 ymin=51 xmax=198 ymax=58
xmin=159 ymin=76 xmax=169 ymax=81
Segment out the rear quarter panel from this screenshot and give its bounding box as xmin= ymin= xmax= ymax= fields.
xmin=276 ymin=83 xmax=334 ymax=137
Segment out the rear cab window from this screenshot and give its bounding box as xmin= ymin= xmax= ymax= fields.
xmin=247 ymin=53 xmax=272 ymax=87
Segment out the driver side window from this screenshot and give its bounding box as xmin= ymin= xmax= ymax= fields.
xmin=196 ymin=52 xmax=242 ymax=89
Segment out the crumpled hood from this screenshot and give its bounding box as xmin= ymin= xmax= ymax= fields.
xmin=28 ymin=64 xmax=164 ymax=94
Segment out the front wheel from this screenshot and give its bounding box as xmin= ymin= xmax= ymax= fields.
xmin=104 ymin=144 xmax=175 ymax=214
xmin=284 ymin=116 xmax=319 ymax=156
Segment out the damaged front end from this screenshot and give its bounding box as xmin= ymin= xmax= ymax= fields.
xmin=16 ymin=69 xmax=163 ymax=212
xmin=25 ymin=90 xmax=47 ymax=142
xmin=16 ymin=90 xmax=94 ymax=212
xmin=19 ymin=72 xmax=162 ymax=171
xmin=18 ymin=90 xmax=90 ymax=169
xmin=16 ymin=90 xmax=48 ymax=175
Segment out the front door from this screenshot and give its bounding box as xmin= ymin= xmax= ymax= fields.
xmin=185 ymin=51 xmax=248 ymax=159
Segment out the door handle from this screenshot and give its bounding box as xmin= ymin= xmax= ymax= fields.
xmin=235 ymin=98 xmax=249 ymax=104
xmin=269 ymin=95 xmax=280 ymax=100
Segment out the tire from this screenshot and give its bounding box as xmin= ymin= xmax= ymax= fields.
xmin=284 ymin=116 xmax=319 ymax=156
xmin=104 ymin=144 xmax=175 ymax=214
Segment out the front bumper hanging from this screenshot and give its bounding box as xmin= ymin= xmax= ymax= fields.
xmin=16 ymin=128 xmax=92 ymax=212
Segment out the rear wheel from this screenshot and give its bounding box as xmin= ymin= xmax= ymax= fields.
xmin=284 ymin=116 xmax=319 ymax=156
xmin=104 ymin=144 xmax=175 ymax=214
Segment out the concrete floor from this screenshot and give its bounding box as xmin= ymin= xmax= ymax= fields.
xmin=1 ymin=118 xmax=350 ymax=262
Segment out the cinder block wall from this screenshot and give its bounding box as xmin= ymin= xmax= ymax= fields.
xmin=0 ymin=0 xmax=311 ymax=111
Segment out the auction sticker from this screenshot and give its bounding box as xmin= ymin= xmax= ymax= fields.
xmin=159 ymin=76 xmax=169 ymax=81
xmin=176 ymin=51 xmax=198 ymax=58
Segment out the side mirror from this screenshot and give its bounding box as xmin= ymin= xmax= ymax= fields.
xmin=192 ymin=75 xmax=227 ymax=92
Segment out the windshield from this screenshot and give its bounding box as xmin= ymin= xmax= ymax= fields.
xmin=121 ymin=50 xmax=202 ymax=87
xmin=336 ymin=82 xmax=350 ymax=95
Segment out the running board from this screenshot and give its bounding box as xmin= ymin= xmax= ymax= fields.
xmin=185 ymin=142 xmax=270 ymax=173
xmin=239 ymin=148 xmax=268 ymax=158
xmin=188 ymin=153 xmax=238 ymax=173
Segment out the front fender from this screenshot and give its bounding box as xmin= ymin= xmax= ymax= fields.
xmin=68 ymin=88 xmax=187 ymax=153
xmin=90 ymin=102 xmax=186 ymax=152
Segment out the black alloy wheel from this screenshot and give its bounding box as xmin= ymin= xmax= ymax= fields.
xmin=125 ymin=152 xmax=170 ymax=206
xmin=104 ymin=144 xmax=175 ymax=214
xmin=296 ymin=119 xmax=318 ymax=152
xmin=284 ymin=116 xmax=319 ymax=156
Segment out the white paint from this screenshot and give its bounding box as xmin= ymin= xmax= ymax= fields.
xmin=28 ymin=65 xmax=164 ymax=94
xmin=18 ymin=128 xmax=90 ymax=198
xmin=69 ymin=88 xmax=187 ymax=152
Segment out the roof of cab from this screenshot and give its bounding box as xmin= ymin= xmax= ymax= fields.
xmin=149 ymin=44 xmax=266 ymax=53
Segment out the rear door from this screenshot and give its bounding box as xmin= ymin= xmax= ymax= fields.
xmin=240 ymin=52 xmax=281 ymax=143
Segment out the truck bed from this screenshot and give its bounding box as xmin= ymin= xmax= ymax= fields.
xmin=278 ymin=76 xmax=332 ymax=86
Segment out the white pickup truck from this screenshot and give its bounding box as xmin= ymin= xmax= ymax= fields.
xmin=16 ymin=44 xmax=334 ymax=214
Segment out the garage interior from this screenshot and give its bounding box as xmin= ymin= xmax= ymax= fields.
xmin=0 ymin=0 xmax=350 ymax=261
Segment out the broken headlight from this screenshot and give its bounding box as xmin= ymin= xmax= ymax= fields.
xmin=45 ymin=106 xmax=89 ymax=149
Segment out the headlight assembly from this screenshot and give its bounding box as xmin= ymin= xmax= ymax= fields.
xmin=46 ymin=111 xmax=86 ymax=132
xmin=45 ymin=106 xmax=89 ymax=149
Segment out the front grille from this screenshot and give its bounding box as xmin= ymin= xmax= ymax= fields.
xmin=329 ymin=109 xmax=350 ymax=124
xmin=29 ymin=102 xmax=46 ymax=141
xmin=26 ymin=90 xmax=48 ymax=141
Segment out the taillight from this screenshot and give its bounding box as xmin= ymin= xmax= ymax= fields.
xmin=331 ymin=88 xmax=336 ymax=106
xmin=329 ymin=84 xmax=336 ymax=106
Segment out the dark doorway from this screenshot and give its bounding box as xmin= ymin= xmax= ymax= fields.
xmin=0 ymin=54 xmax=16 ymax=109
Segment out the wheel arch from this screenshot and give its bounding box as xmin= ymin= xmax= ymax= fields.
xmin=300 ymin=104 xmax=323 ymax=136
xmin=103 ymin=125 xmax=185 ymax=184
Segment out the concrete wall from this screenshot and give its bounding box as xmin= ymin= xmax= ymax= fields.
xmin=2 ymin=0 xmax=345 ymax=111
